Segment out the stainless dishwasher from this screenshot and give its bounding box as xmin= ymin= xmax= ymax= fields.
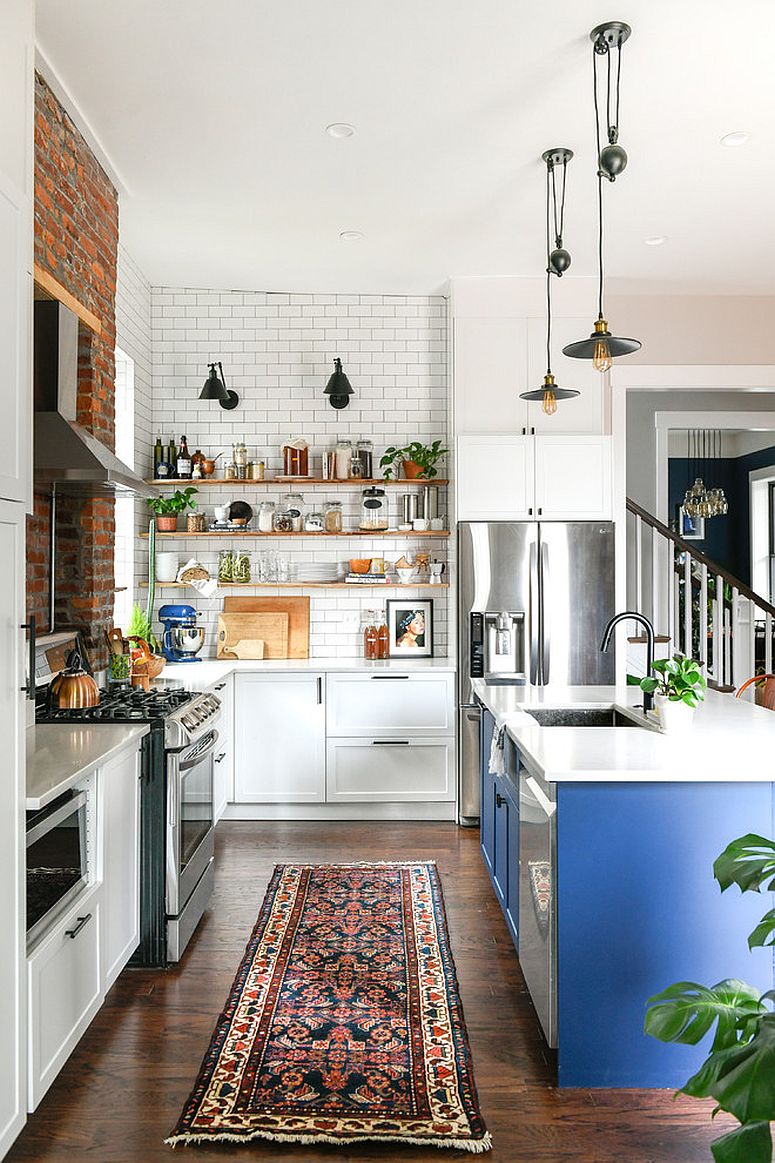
xmin=518 ymin=761 xmax=557 ymax=1048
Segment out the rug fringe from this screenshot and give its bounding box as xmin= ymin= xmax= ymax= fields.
xmin=276 ymin=860 xmax=439 ymax=868
xmin=165 ymin=1128 xmax=492 ymax=1153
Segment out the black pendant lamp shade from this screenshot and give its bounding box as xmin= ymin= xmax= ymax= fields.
xmin=520 ymin=147 xmax=579 ymax=417
xmin=563 ymin=20 xmax=641 ymax=371
xmin=324 ymin=357 xmax=354 ymax=410
xmin=200 ymin=361 xmax=239 ymax=410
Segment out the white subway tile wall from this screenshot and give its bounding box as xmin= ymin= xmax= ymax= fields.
xmin=121 ymin=285 xmax=451 ymax=658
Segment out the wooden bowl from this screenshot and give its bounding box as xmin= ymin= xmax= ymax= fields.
xmin=349 ymin=559 xmax=372 ymax=574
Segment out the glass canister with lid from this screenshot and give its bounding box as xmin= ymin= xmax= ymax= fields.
xmin=324 ymin=500 xmax=343 ymax=533
xmin=359 ymin=486 xmax=389 ymax=531
xmin=356 ymin=439 xmax=373 ymax=479
xmin=282 ymin=491 xmax=304 ymax=533
xmin=335 ymin=439 xmax=353 ymax=480
xmin=258 ymin=500 xmax=275 ymax=532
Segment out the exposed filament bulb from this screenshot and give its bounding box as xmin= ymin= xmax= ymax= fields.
xmin=542 ymin=373 xmax=558 ymax=415
xmin=592 ymin=319 xmax=613 ymax=373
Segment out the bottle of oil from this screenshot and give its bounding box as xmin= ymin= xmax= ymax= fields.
xmin=363 ymin=610 xmax=379 ymax=660
xmin=377 ymin=609 xmax=390 ymax=659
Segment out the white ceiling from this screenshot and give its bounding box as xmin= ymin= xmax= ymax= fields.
xmin=35 ymin=0 xmax=775 ymax=295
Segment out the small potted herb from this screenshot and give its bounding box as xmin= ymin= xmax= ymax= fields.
xmin=380 ymin=440 xmax=449 ymax=480
xmin=147 ymin=487 xmax=198 ymax=532
xmin=639 ymin=653 xmax=707 ymax=733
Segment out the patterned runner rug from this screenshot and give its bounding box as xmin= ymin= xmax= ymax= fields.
xmin=167 ymin=861 xmax=491 ymax=1152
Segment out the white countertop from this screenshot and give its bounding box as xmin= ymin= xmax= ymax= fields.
xmin=154 ymin=655 xmax=456 ymax=691
xmin=26 ymin=724 xmax=149 ymax=810
xmin=473 ymin=682 xmax=775 ymax=783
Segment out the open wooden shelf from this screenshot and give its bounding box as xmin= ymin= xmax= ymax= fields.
xmin=145 ymin=477 xmax=449 ymax=487
xmin=140 ymin=581 xmax=449 ymax=590
xmin=139 ymin=530 xmax=450 ymax=539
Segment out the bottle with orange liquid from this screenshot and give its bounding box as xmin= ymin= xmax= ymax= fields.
xmin=377 ymin=609 xmax=390 ymax=659
xmin=363 ymin=609 xmax=379 ymax=660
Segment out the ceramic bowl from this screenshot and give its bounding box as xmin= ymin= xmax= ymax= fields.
xmin=349 ymin=559 xmax=372 ymax=574
xmin=396 ymin=567 xmax=416 ymax=584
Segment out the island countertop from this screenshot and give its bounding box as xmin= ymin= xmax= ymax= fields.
xmin=26 ymin=723 xmax=150 ymax=810
xmin=473 ymin=681 xmax=775 ymax=782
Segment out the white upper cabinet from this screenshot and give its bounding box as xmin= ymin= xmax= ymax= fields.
xmin=535 ymin=436 xmax=613 ymax=520
xmin=0 ymin=0 xmax=33 ymax=508
xmin=453 ymin=318 xmax=527 ymax=434
xmin=456 ymin=434 xmax=535 ymax=521
xmin=526 ymin=316 xmax=604 ymax=434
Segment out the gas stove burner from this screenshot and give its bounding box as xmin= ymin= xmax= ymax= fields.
xmin=37 ymin=685 xmax=197 ymax=725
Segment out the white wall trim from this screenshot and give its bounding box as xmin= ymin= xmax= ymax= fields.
xmin=34 ymin=46 xmax=131 ymax=196
xmin=615 ymin=365 xmax=775 ymax=391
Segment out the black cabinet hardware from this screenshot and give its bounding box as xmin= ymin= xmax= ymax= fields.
xmin=214 ymin=752 xmax=226 ymax=764
xmin=372 ymin=740 xmax=410 ymax=746
xmin=65 ymin=913 xmax=92 ymax=940
xmin=316 ymin=676 xmax=323 ymax=703
xmin=496 ymin=792 xmax=504 ymax=808
xmin=214 ymin=683 xmax=226 ymax=691
xmin=371 ymin=675 xmax=409 ymax=680
xmin=21 ymin=614 xmax=36 ymax=700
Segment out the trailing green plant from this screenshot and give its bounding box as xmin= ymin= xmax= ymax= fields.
xmin=127 ymin=602 xmax=160 ymax=653
xmin=379 ymin=440 xmax=448 ymax=480
xmin=645 ymin=834 xmax=775 ymax=1162
xmin=146 ymin=487 xmax=198 ymax=516
xmin=640 ymin=653 xmax=707 ymax=709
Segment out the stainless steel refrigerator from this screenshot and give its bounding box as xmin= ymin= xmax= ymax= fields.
xmin=458 ymin=521 xmax=615 ymax=823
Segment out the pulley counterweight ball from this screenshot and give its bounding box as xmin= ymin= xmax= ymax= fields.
xmin=599 ymin=143 xmax=628 ymax=181
xmin=549 ymin=247 xmax=571 ymax=276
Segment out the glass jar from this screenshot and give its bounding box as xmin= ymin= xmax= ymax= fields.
xmin=233 ymin=441 xmax=248 ymax=468
xmin=282 ymin=440 xmax=309 ymax=476
xmin=304 ymin=510 xmax=324 ymax=533
xmin=335 ymin=439 xmax=353 ymax=480
xmin=349 ymin=455 xmax=364 ymax=480
xmin=356 ymin=439 xmax=373 ymax=479
xmin=359 ymin=486 xmax=389 ymax=531
xmin=258 ymin=501 xmax=275 ymax=532
xmin=218 ymin=550 xmax=235 ymax=582
xmin=273 ymin=511 xmax=294 ymax=533
xmin=233 ymin=551 xmax=251 ymax=583
xmin=324 ymin=500 xmax=343 ymax=534
xmin=283 ymin=492 xmax=304 ymax=532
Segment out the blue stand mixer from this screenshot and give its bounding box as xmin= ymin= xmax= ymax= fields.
xmin=159 ymin=604 xmax=206 ymax=663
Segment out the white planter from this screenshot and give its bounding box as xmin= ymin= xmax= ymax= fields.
xmin=655 ymin=694 xmax=696 ymax=734
xmin=155 ymin=552 xmax=179 ymax=582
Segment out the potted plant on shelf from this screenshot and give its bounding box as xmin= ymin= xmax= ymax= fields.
xmin=380 ymin=440 xmax=449 ymax=480
xmin=639 ymin=653 xmax=707 ymax=733
xmin=146 ymin=487 xmax=198 ymax=532
xmin=645 ymin=833 xmax=775 ymax=1163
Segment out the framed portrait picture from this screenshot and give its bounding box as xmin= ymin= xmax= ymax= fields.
xmin=678 ymin=506 xmax=705 ymax=541
xmin=386 ymin=599 xmax=434 ymax=658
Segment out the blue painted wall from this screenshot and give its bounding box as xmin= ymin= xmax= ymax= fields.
xmin=669 ymin=444 xmax=775 ymax=587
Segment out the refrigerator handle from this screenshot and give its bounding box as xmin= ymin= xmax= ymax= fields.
xmin=529 ymin=541 xmax=539 ymax=684
xmin=541 ymin=541 xmax=550 ymax=684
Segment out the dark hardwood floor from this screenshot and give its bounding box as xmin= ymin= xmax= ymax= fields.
xmin=9 ymin=822 xmax=730 ymax=1162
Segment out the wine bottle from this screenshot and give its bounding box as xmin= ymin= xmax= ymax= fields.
xmin=167 ymin=438 xmax=178 ymax=478
xmin=153 ymin=435 xmax=163 ymax=478
xmin=176 ymin=435 xmax=192 ymax=479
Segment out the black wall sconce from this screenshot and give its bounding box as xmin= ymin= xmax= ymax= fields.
xmin=323 ymin=357 xmax=354 ymax=410
xmin=200 ymin=361 xmax=239 ymax=410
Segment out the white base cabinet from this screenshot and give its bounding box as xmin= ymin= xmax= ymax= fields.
xmin=326 ymin=672 xmax=455 ymax=737
xmin=100 ymin=747 xmax=141 ymax=990
xmin=234 ymin=673 xmax=325 ymax=802
xmin=28 ymin=885 xmax=102 ymax=1112
xmin=327 ymin=738 xmax=455 ymax=802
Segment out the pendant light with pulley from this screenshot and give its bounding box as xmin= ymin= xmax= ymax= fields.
xmin=563 ymin=21 xmax=641 ymax=372
xmin=520 ymin=148 xmax=579 ymax=416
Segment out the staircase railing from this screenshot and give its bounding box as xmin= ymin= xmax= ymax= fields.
xmin=627 ymin=497 xmax=775 ymax=689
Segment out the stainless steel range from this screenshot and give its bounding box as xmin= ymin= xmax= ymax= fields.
xmin=36 ymin=684 xmax=221 ymax=965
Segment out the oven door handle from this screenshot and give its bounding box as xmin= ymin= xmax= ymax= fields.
xmin=26 ymin=790 xmax=88 ymax=848
xmin=178 ymin=730 xmax=220 ymax=771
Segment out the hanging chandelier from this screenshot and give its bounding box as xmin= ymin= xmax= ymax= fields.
xmin=563 ymin=21 xmax=641 ymax=372
xmin=682 ymin=430 xmax=729 ymax=520
xmin=520 ymin=148 xmax=579 ymax=416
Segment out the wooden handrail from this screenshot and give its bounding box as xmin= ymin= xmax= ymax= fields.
xmin=626 ymin=496 xmax=775 ymax=620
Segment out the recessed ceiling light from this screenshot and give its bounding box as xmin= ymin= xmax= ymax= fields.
xmin=325 ymin=123 xmax=355 ymax=139
xmin=644 ymin=235 xmax=667 ymax=246
xmin=720 ymin=131 xmax=750 ymax=147
xmin=339 ymin=230 xmax=364 ymax=241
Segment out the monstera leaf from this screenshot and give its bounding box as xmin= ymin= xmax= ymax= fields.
xmin=710 ymin=1120 xmax=772 ymax=1163
xmin=715 ymin=835 xmax=775 ymax=895
xmin=645 ymin=979 xmax=767 ymax=1053
xmin=681 ymin=1015 xmax=775 ymax=1124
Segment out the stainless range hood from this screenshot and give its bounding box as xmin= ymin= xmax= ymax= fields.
xmin=33 ymin=300 xmax=157 ymax=497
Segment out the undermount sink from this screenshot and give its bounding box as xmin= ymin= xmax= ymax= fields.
xmin=525 ymin=707 xmax=645 ymax=728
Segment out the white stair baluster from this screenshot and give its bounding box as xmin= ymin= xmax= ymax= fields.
xmin=699 ymin=565 xmax=708 ymax=670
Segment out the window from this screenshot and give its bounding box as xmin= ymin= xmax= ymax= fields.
xmin=113 ymin=347 xmax=135 ymax=631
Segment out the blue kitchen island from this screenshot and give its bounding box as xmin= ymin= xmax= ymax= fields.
xmin=476 ymin=685 xmax=775 ymax=1089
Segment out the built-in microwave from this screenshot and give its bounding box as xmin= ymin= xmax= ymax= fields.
xmin=26 ymin=788 xmax=90 ymax=949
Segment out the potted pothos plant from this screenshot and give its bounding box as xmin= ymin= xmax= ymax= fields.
xmin=380 ymin=440 xmax=448 ymax=480
xmin=640 ymin=653 xmax=707 ymax=733
xmin=645 ymin=834 xmax=775 ymax=1163
xmin=146 ymin=487 xmax=198 ymax=532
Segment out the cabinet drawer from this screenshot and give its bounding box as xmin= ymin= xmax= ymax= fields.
xmin=28 ymin=886 xmax=102 ymax=1109
xmin=327 ymin=672 xmax=455 ymax=736
xmin=326 ymin=737 xmax=455 ymax=801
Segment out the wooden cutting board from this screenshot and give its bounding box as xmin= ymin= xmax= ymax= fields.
xmin=228 ymin=639 xmax=265 ymax=660
xmin=217 ymin=613 xmax=288 ymax=659
xmin=223 ymin=596 xmax=310 ymax=659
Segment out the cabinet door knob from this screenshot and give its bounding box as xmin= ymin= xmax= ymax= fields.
xmin=496 ymin=792 xmax=504 ymax=808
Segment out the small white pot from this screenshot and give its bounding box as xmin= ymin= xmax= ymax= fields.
xmin=156 ymin=552 xmax=180 ymax=583
xmin=655 ymin=693 xmax=695 ymax=734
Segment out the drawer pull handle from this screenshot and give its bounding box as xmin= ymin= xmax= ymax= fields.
xmin=65 ymin=913 xmax=92 ymax=940
xmin=496 ymin=792 xmax=504 ymax=808
xmin=372 ymin=740 xmax=410 ymax=745
xmin=214 ymin=683 xmax=226 ymax=691
xmin=214 ymin=752 xmax=226 ymax=763
xmin=370 ymin=675 xmax=409 ymax=680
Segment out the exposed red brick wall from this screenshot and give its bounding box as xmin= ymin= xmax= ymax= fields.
xmin=28 ymin=72 xmax=119 ymax=670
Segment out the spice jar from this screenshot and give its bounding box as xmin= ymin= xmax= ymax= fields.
xmin=249 ymin=460 xmax=265 ymax=480
xmin=359 ymin=487 xmax=389 ymax=531
xmin=282 ymin=492 xmax=304 ymax=532
xmin=335 ymin=439 xmax=353 ymax=480
xmin=304 ymin=511 xmax=324 ymax=533
xmin=258 ymin=501 xmax=275 ymax=533
xmin=324 ymin=500 xmax=343 ymax=534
